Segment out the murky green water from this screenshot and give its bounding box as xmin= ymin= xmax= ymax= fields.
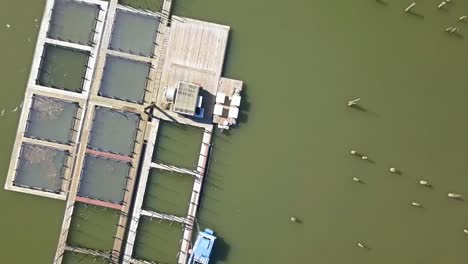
xmin=3 ymin=0 xmax=468 ymax=263
xmin=133 ymin=217 xmax=183 ymax=263
xmin=78 ymin=155 xmax=130 ymax=203
xmin=143 ymin=169 xmax=194 ymax=217
xmin=110 ymin=9 xmax=159 ymax=57
xmin=67 ymin=203 xmax=119 ymax=251
xmin=62 ymin=252 xmax=110 ymax=264
xmin=48 ymin=0 xmax=99 ymax=45
xmin=153 ymin=121 xmax=203 ymax=169
xmin=38 ymin=45 xmax=89 ymax=92
xmin=88 ymin=107 xmax=139 ymax=156
xmin=100 ymin=56 xmax=150 ymax=103
xmin=26 ymin=96 xmax=78 ymax=144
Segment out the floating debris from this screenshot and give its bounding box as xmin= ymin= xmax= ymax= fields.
xmin=357 ymin=242 xmax=366 ymax=249
xmin=448 ymin=193 xmax=462 ymax=198
xmin=438 ymin=1 xmax=447 ymax=9
xmin=445 ymin=27 xmax=458 ymax=34
xmin=419 ymin=180 xmax=430 ymax=186
xmin=348 ymin=98 xmax=361 ymax=107
xmin=33 ymin=97 xmax=65 ymax=120
xmin=405 ymin=2 xmax=416 ymax=13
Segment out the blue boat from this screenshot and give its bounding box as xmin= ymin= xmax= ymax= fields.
xmin=187 ymin=229 xmax=216 ymax=264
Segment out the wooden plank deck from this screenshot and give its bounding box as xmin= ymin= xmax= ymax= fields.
xmin=154 ymin=17 xmax=230 ymax=127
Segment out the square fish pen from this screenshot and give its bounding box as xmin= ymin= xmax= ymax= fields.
xmin=78 ymin=155 xmax=131 ymax=204
xmin=47 ymin=0 xmax=100 ymax=45
xmin=14 ymin=143 xmax=69 ymax=193
xmin=25 ymin=95 xmax=79 ymax=144
xmin=153 ymin=121 xmax=203 ymax=169
xmin=99 ymin=55 xmax=150 ymax=103
xmin=62 ymin=252 xmax=110 ymax=264
xmin=37 ymin=44 xmax=90 ymax=93
xmin=143 ymin=169 xmax=194 ymax=217
xmin=109 ymin=8 xmax=159 ymax=57
xmin=133 ymin=217 xmax=184 ymax=263
xmin=67 ymin=203 xmax=120 ymax=252
xmin=88 ymin=107 xmax=140 ymax=156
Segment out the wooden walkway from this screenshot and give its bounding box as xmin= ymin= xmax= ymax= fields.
xmin=86 ymin=148 xmax=133 ymax=163
xmin=75 ymin=196 xmax=123 ymax=210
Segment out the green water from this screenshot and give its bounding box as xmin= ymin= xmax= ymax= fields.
xmin=67 ymin=203 xmax=119 ymax=251
xmin=110 ymin=9 xmax=159 ymax=57
xmin=78 ymin=155 xmax=130 ymax=203
xmin=62 ymin=252 xmax=110 ymax=264
xmin=88 ymin=107 xmax=139 ymax=156
xmin=38 ymin=45 xmax=89 ymax=92
xmin=133 ymin=217 xmax=183 ymax=263
xmin=15 ymin=144 xmax=67 ymax=192
xmin=48 ymin=0 xmax=99 ymax=45
xmin=100 ymin=56 xmax=150 ymax=103
xmin=118 ymin=0 xmax=163 ymax=12
xmin=3 ymin=0 xmax=468 ymax=263
xmin=26 ymin=96 xmax=78 ymax=144
xmin=143 ymin=169 xmax=194 ymax=217
xmin=153 ymin=121 xmax=203 ymax=169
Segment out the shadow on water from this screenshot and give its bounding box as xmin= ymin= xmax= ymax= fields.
xmin=237 ymin=84 xmax=250 ymax=125
xmin=375 ymin=0 xmax=388 ymax=6
xmin=406 ymin=10 xmax=424 ymax=19
xmin=211 ymin=236 xmax=230 ymax=264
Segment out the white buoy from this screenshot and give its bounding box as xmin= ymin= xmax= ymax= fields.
xmin=350 ymin=150 xmax=357 ymax=155
xmin=348 ymin=98 xmax=361 ymax=106
xmin=438 ymin=1 xmax=447 ymax=8
xmin=419 ymin=180 xmax=429 ymax=186
xmin=459 ymin=16 xmax=467 ymax=21
xmin=411 ymin=201 xmax=422 ymax=207
xmin=448 ymin=193 xmax=462 ymax=198
xmin=361 ymin=156 xmax=368 ymax=160
xmin=405 ymin=2 xmax=416 ymax=12
xmin=389 ymin=167 xmax=397 ymax=173
xmin=353 ymin=177 xmax=360 ymax=182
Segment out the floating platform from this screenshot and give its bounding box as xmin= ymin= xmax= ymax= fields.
xmin=4 ymin=0 xmax=244 ymax=263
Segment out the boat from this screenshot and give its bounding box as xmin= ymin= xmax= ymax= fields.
xmin=187 ymin=229 xmax=216 ymax=264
